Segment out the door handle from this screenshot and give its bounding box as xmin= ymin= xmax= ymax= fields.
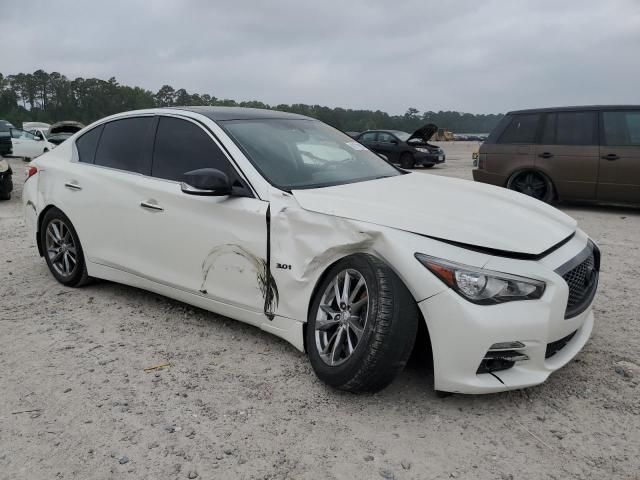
xmin=140 ymin=201 xmax=164 ymax=212
xmin=64 ymin=182 xmax=82 ymax=191
xmin=538 ymin=152 xmax=553 ymax=159
xmin=601 ymin=154 xmax=620 ymax=161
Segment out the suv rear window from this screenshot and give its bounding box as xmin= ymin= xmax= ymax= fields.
xmin=541 ymin=111 xmax=596 ymax=145
xmin=602 ymin=111 xmax=640 ymax=146
xmin=498 ymin=114 xmax=540 ymax=144
xmin=94 ymin=117 xmax=154 ymax=174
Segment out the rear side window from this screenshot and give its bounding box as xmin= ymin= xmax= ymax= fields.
xmin=542 ymin=112 xmax=596 ymax=145
xmin=151 ymin=117 xmax=230 ymax=182
xmin=94 ymin=117 xmax=154 ymax=174
xmin=76 ymin=125 xmax=103 ymax=164
xmin=602 ymin=111 xmax=640 ymax=146
xmin=498 ymin=114 xmax=540 ymax=144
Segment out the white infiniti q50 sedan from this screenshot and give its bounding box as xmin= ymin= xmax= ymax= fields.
xmin=22 ymin=107 xmax=600 ymax=394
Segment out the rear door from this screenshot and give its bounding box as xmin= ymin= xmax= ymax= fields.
xmin=535 ymin=111 xmax=599 ymax=200
xmin=598 ymin=110 xmax=640 ymax=204
xmin=482 ymin=113 xmax=540 ymax=181
xmin=357 ymin=131 xmax=379 ymax=153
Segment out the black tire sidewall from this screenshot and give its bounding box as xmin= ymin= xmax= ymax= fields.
xmin=400 ymin=153 xmax=414 ymax=169
xmin=508 ymin=170 xmax=554 ymax=203
xmin=40 ymin=208 xmax=87 ymax=286
xmin=307 ymin=255 xmax=385 ymax=387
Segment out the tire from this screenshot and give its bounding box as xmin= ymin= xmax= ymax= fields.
xmin=423 ymin=164 xmax=435 ymax=169
xmin=40 ymin=208 xmax=91 ymax=287
xmin=507 ymin=170 xmax=554 ymax=203
xmin=307 ymin=254 xmax=419 ymax=393
xmin=400 ymin=152 xmax=415 ymax=169
xmin=0 ymin=192 xmax=10 ymax=201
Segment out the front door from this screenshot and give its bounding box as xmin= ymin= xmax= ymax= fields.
xmin=535 ymin=111 xmax=599 ymax=201
xmin=131 ymin=115 xmax=269 ymax=313
xmin=598 ymin=110 xmax=640 ymax=204
xmin=376 ymin=132 xmax=400 ymax=163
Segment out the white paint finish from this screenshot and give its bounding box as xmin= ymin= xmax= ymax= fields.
xmin=292 ymin=172 xmax=576 ymax=255
xmin=10 ymin=128 xmax=54 ymax=159
xmin=22 ymin=107 xmax=598 ymax=394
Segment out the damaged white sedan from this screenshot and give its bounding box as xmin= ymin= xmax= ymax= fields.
xmin=23 ymin=107 xmax=600 ymax=394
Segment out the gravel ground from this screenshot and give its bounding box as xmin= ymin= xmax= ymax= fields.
xmin=1 ymin=144 xmax=639 ymax=480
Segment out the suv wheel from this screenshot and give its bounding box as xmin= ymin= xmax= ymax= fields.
xmin=507 ymin=170 xmax=554 ymax=203
xmin=306 ymin=254 xmax=418 ymax=393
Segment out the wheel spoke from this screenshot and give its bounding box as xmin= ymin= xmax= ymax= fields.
xmin=347 ymin=317 xmax=364 ymax=340
xmin=351 ymin=296 xmax=368 ymax=313
xmin=63 ymin=253 xmax=71 ymax=274
xmin=348 ymin=276 xmax=365 ymax=303
xmin=316 ymin=317 xmax=340 ymax=331
xmin=46 ymin=229 xmax=59 ymax=245
xmin=51 ymin=249 xmax=64 ymax=263
xmin=342 ymin=271 xmax=351 ymax=304
xmin=50 ymin=223 xmax=62 ymax=243
xmin=346 ymin=328 xmax=354 ymax=354
xmin=333 ymin=279 xmax=342 ymax=305
xmin=330 ymin=327 xmax=345 ymax=364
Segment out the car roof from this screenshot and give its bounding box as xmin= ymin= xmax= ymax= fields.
xmin=169 ymin=106 xmax=311 ymax=121
xmin=508 ymin=105 xmax=640 ymax=115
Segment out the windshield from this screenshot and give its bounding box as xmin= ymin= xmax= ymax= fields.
xmin=222 ymin=119 xmax=401 ymax=190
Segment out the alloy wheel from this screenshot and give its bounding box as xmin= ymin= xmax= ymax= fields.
xmin=511 ymin=171 xmax=548 ymax=200
xmin=315 ymin=269 xmax=369 ymax=366
xmin=45 ymin=219 xmax=78 ymax=278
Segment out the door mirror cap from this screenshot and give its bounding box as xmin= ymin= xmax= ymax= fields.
xmin=390 ymin=139 xmax=398 ymax=145
xmin=181 ymin=168 xmax=231 ymax=196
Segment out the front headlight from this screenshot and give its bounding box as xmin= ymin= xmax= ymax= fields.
xmin=415 ymin=254 xmax=545 ymax=304
xmin=414 ymin=147 xmax=430 ymax=153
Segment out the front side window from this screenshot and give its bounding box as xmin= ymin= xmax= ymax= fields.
xmin=222 ymin=119 xmax=400 ymax=190
xmin=11 ymin=129 xmax=34 ymax=140
xmin=94 ymin=117 xmax=154 ymax=174
xmin=378 ymin=132 xmax=395 ymax=143
xmin=498 ymin=114 xmax=540 ymax=144
xmin=542 ymin=112 xmax=596 ymax=145
xmin=76 ymin=125 xmax=104 ymax=164
xmin=359 ymin=132 xmax=377 ymax=143
xmin=603 ymin=111 xmax=640 ymax=146
xmin=151 ymin=117 xmax=230 ymax=181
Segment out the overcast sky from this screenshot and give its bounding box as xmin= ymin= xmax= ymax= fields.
xmin=2 ymin=0 xmax=639 ymax=115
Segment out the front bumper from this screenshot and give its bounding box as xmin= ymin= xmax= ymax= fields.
xmin=418 ymin=234 xmax=596 ymax=394
xmin=415 ymin=152 xmax=445 ymax=165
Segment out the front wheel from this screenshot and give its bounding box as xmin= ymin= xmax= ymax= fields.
xmin=400 ymin=152 xmax=415 ymax=169
xmin=306 ymin=254 xmax=419 ymax=393
xmin=507 ymin=170 xmax=554 ymax=203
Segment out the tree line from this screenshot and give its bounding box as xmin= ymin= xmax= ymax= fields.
xmin=0 ymin=70 xmax=503 ymax=133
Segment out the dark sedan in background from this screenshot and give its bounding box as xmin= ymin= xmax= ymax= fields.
xmin=356 ymin=123 xmax=445 ymax=168
xmin=356 ymin=124 xmax=445 ymax=169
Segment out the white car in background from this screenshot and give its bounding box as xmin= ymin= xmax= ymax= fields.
xmin=22 ymin=107 xmax=600 ymax=394
xmin=10 ymin=128 xmax=54 ymax=160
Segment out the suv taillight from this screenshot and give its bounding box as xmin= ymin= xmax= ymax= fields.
xmin=25 ymin=165 xmax=38 ymax=181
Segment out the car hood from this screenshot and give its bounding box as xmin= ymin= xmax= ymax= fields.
xmin=291 ymin=173 xmax=576 ymax=256
xmin=407 ymin=123 xmax=438 ymax=143
xmin=49 ymin=121 xmax=84 ymax=135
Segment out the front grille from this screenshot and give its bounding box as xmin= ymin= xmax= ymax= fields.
xmin=556 ymin=242 xmax=599 ymax=319
xmin=545 ymin=330 xmax=577 ymax=359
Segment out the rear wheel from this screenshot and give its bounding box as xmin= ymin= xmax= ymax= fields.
xmin=40 ymin=208 xmax=91 ymax=287
xmin=307 ymin=254 xmax=418 ymax=393
xmin=400 ymin=152 xmax=415 ymax=169
xmin=507 ymin=170 xmax=554 ymax=203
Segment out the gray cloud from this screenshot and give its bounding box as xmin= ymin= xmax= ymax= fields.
xmin=2 ymin=0 xmax=639 ymax=114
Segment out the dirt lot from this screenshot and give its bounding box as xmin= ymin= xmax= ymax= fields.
xmin=1 ymin=143 xmax=639 ymax=480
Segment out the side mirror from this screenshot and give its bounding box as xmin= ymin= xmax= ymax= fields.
xmin=390 ymin=139 xmax=398 ymax=145
xmin=181 ymin=168 xmax=231 ymax=196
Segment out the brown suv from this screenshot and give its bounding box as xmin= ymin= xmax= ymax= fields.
xmin=473 ymin=106 xmax=640 ymax=205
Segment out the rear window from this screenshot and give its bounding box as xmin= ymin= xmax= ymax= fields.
xmin=94 ymin=117 xmax=154 ymax=174
xmin=498 ymin=114 xmax=540 ymax=144
xmin=76 ymin=125 xmax=104 ymax=164
xmin=602 ymin=111 xmax=640 ymax=146
xmin=541 ymin=112 xmax=596 ymax=145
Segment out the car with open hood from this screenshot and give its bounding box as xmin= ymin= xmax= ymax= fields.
xmin=0 ymin=121 xmax=13 ymax=157
xmin=22 ymin=107 xmax=599 ymax=394
xmin=0 ymin=159 xmax=12 ymax=200
xmin=356 ymin=124 xmax=445 ymax=169
xmin=46 ymin=121 xmax=85 ymax=146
